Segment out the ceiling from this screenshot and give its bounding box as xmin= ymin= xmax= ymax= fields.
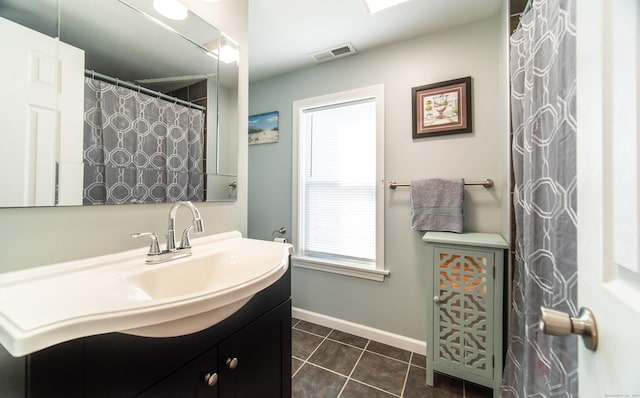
xmin=0 ymin=0 xmax=504 ymax=87
xmin=248 ymin=0 xmax=504 ymax=82
xmin=0 ymin=0 xmax=236 ymax=91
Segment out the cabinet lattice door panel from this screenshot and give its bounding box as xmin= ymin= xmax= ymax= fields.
xmin=434 ymin=248 xmax=493 ymax=380
xmin=423 ymin=232 xmax=507 ymax=398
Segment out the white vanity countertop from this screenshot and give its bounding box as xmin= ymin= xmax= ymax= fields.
xmin=0 ymin=231 xmax=292 ymax=357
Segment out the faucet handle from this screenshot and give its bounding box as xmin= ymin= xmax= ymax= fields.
xmin=131 ymin=232 xmax=161 ymax=255
xmin=180 ymin=226 xmax=194 ymax=249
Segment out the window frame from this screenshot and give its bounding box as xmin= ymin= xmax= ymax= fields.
xmin=291 ymin=84 xmax=387 ymax=281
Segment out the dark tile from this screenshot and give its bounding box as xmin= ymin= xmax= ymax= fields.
xmin=367 ymin=340 xmax=411 ymax=362
xmin=403 ymin=366 xmax=463 ymax=398
xmin=510 ymin=15 xmax=521 ymax=33
xmin=350 ymin=351 xmax=408 ymax=396
xmin=328 ymin=329 xmax=369 ymax=349
xmin=169 ymin=86 xmax=189 ymax=101
xmin=308 ymin=339 xmax=362 ymax=376
xmin=292 ymin=318 xmax=301 ymax=328
xmin=464 ymin=381 xmax=493 ymax=398
xmin=292 ymin=357 xmax=304 ymax=375
xmin=292 ymin=329 xmax=323 ymax=360
xmin=340 ymin=380 xmax=397 ymax=398
xmin=510 ymin=0 xmax=528 ymax=14
xmin=295 ymin=320 xmax=332 ymax=337
xmin=188 ymin=79 xmax=208 ymax=101
xmin=411 ymin=353 xmax=427 ymax=368
xmin=292 ymin=363 xmax=346 ymax=398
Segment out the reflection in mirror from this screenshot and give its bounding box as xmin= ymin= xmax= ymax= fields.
xmin=0 ymin=0 xmax=239 ymax=207
xmin=209 ymin=36 xmax=239 ymax=202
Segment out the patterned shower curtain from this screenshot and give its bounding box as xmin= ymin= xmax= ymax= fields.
xmin=82 ymin=77 xmax=205 ymax=205
xmin=501 ymin=0 xmax=577 ymax=396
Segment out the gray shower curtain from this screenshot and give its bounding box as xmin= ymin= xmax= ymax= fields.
xmin=83 ymin=77 xmax=205 ymax=204
xmin=501 ymin=0 xmax=577 ymax=396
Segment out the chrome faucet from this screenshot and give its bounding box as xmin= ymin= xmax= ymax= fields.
xmin=131 ymin=201 xmax=205 ymax=264
xmin=166 ymin=201 xmax=205 ymax=251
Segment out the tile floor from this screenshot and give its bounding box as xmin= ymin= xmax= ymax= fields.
xmin=291 ymin=318 xmax=493 ymax=398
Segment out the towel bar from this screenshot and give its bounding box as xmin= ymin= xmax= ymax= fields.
xmin=389 ymin=179 xmax=494 ymax=189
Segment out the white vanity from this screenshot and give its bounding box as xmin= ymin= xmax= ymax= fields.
xmin=0 ymin=231 xmax=292 ymax=397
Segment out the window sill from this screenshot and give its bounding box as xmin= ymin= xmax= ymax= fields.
xmin=292 ymin=255 xmax=389 ymax=282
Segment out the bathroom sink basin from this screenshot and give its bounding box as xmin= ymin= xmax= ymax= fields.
xmin=0 ymin=231 xmax=292 ymax=357
xmin=125 ymin=252 xmax=233 ymax=300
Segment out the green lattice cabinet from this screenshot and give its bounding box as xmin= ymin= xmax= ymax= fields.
xmin=423 ymin=232 xmax=508 ymax=398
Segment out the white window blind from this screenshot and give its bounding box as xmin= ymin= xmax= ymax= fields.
xmin=301 ymin=98 xmax=376 ymax=265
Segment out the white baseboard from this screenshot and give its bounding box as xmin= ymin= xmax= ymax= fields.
xmin=292 ymin=307 xmax=426 ymax=356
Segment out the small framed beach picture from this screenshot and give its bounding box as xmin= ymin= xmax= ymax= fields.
xmin=249 ymin=111 xmax=279 ymax=145
xmin=411 ymin=76 xmax=472 ymax=138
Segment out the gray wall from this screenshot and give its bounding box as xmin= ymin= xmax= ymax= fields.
xmin=0 ymin=0 xmax=249 ymax=273
xmin=248 ymin=14 xmax=510 ymax=341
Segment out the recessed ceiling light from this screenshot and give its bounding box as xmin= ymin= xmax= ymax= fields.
xmin=153 ymin=0 xmax=188 ymax=20
xmin=362 ymin=0 xmax=410 ymax=14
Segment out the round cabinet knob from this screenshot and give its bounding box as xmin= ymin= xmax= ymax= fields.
xmin=433 ymin=296 xmax=441 ymax=303
xmin=226 ymin=357 xmax=239 ymax=370
xmin=204 ymin=372 xmax=218 ymax=387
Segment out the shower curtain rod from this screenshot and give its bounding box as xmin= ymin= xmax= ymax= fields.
xmin=84 ymin=69 xmax=206 ymax=112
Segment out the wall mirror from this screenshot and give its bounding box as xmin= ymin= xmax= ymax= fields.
xmin=0 ymin=0 xmax=238 ymax=207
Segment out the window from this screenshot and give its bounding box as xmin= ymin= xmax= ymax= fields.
xmin=292 ymin=85 xmax=387 ymax=281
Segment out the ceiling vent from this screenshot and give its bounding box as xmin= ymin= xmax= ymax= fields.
xmin=310 ymin=43 xmax=357 ymax=63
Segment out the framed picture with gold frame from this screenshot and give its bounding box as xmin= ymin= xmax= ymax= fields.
xmin=412 ymin=76 xmax=472 ymax=138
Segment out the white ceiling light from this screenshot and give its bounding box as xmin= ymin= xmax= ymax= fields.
xmin=204 ymin=36 xmax=239 ymax=65
xmin=362 ymin=0 xmax=410 ymax=14
xmin=153 ymin=0 xmax=188 ymax=20
xmin=217 ymin=44 xmax=239 ymax=64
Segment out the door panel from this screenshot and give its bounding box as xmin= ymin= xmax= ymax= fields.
xmin=433 ymin=247 xmax=493 ymax=381
xmin=576 ymin=0 xmax=640 ymax=393
xmin=218 ymin=300 xmax=291 ymax=398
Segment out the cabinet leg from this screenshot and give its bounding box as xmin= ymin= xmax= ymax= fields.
xmin=426 ymin=363 xmax=435 ymax=386
xmin=493 ymin=382 xmax=501 ymax=398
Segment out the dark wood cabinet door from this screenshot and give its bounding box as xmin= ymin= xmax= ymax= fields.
xmin=218 ymin=300 xmax=291 ymax=398
xmin=137 ymin=347 xmax=219 ymax=398
xmin=28 ymin=339 xmax=84 ymax=398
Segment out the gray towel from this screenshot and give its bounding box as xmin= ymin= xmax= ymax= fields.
xmin=410 ymin=178 xmax=464 ymax=232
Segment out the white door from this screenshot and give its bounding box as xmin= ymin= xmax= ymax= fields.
xmin=0 ymin=17 xmax=58 ymax=206
xmin=576 ymin=0 xmax=640 ymax=393
xmin=0 ymin=17 xmax=84 ymax=207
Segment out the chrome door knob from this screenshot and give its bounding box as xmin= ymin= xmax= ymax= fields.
xmin=539 ymin=306 xmax=598 ymax=351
